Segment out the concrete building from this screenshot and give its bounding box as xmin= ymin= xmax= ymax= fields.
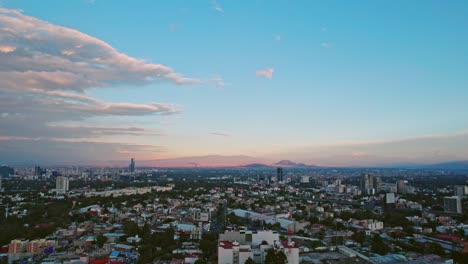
xmin=219 ymin=230 xmax=280 ymax=246
xmin=218 ymin=241 xmax=253 ymax=264
xmin=349 ymin=219 xmax=384 ymax=231
xmin=397 ymin=180 xmax=407 ymax=194
xmin=192 ymin=208 xmax=210 ymax=222
xmin=27 ymin=239 xmax=55 ymax=254
xmin=129 ymin=158 xmax=135 ymax=173
xmin=276 ymin=167 xmax=284 ymax=183
xmin=454 ymin=185 xmax=467 ymax=197
xmin=218 ymin=230 xmax=299 ymax=264
xmin=55 ymin=176 xmax=69 ymax=194
xmin=360 ymin=173 xmax=376 ymax=195
xmin=300 ymin=176 xmax=310 ymax=183
xmin=8 ymin=239 xmax=29 ymax=263
xmin=444 ymin=196 xmax=463 ymax=214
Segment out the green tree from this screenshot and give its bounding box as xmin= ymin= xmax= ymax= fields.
xmin=96 ymin=234 xmax=107 ymax=247
xmin=265 ymin=249 xmax=287 ymax=264
xmin=352 ymin=231 xmax=366 ymax=244
xmin=371 ymin=234 xmax=389 ymax=255
xmin=244 ymin=257 xmax=255 ymax=264
xmin=317 ymin=228 xmax=325 ymax=240
xmin=426 ymin=242 xmax=444 ymax=256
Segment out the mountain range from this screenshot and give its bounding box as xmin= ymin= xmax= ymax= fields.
xmin=23 ymin=154 xmax=468 ymax=170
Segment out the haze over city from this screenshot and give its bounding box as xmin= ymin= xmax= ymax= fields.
xmin=1 ymin=0 xmax=468 ymax=167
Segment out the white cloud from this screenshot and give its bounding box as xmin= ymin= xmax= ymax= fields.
xmin=0 ymin=7 xmax=216 ymax=92
xmin=210 ymin=132 xmax=231 ymax=137
xmin=212 ymin=0 xmax=224 ymax=13
xmin=321 ymin=42 xmax=333 ymax=48
xmin=0 ymin=7 xmax=204 ymax=162
xmin=256 ymin=68 xmax=274 ymax=79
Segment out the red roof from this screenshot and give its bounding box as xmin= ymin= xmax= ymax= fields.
xmin=281 ymin=240 xmax=297 ymax=249
xmin=435 ymin=234 xmax=462 ymax=243
xmin=219 ymin=241 xmax=233 ymax=249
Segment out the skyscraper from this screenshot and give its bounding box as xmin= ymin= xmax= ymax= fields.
xmin=129 ymin=158 xmax=135 ymax=173
xmin=55 ymin=176 xmax=69 ymax=194
xmin=277 ymin=167 xmax=284 ymax=182
xmin=454 ymin=185 xmax=467 ymax=197
xmin=397 ymin=180 xmax=407 ymax=194
xmin=373 ymin=176 xmax=382 ymax=193
xmin=360 ymin=173 xmax=374 ymax=195
xmin=0 ymin=165 xmax=13 ymax=178
xmin=444 ymin=196 xmax=462 ymax=214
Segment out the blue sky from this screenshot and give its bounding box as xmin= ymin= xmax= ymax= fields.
xmin=1 ymin=0 xmax=468 ymax=166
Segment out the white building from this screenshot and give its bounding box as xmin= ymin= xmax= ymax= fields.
xmin=444 ymin=196 xmax=463 ymax=214
xmin=349 ymin=219 xmax=384 ymax=231
xmin=55 ymin=176 xmax=69 ymax=194
xmin=218 ymin=230 xmax=299 ymax=264
xmin=219 ymin=230 xmax=279 ymax=246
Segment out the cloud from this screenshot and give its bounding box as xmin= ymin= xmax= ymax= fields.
xmin=0 ymin=44 xmax=15 ymax=53
xmin=351 ymin=151 xmax=369 ymax=157
xmin=0 ymin=137 xmax=166 ymax=165
xmin=46 ymin=125 xmax=161 ymax=137
xmin=212 ymin=0 xmax=224 ymax=13
xmin=321 ymin=42 xmax=333 ymax=48
xmin=0 ymin=8 xmax=225 ymax=92
xmin=168 ymin=24 xmax=179 ymax=32
xmin=256 ymin=68 xmax=274 ymax=79
xmin=0 ymin=7 xmax=213 ymax=163
xmin=210 ymin=132 xmax=231 ymax=137
xmin=273 ymin=34 xmax=281 ymax=41
xmin=268 ymin=131 xmax=468 ymax=167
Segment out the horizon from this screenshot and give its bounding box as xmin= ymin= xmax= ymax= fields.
xmin=1 ymin=1 xmax=468 ymax=166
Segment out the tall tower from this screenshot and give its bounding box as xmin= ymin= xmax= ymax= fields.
xmin=129 ymin=158 xmax=135 ymax=173
xmin=373 ymin=176 xmax=382 ymax=193
xmin=277 ymin=167 xmax=284 ymax=182
xmin=397 ymin=180 xmax=406 ymax=194
xmin=360 ymin=173 xmax=374 ymax=195
xmin=55 ymin=176 xmax=69 ymax=194
xmin=444 ymin=196 xmax=462 ymax=214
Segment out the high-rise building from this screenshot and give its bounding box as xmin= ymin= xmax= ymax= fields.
xmin=373 ymin=176 xmax=382 ymax=193
xmin=0 ymin=165 xmax=13 ymax=178
xmin=55 ymin=176 xmax=69 ymax=194
xmin=444 ymin=196 xmax=462 ymax=214
xmin=385 ymin=192 xmax=396 ymax=205
xmin=34 ymin=166 xmax=46 ymax=178
xmin=454 ymin=185 xmax=467 ymax=197
xmin=397 ymin=180 xmax=407 ymax=194
xmin=276 ymin=167 xmax=284 ymax=182
xmin=129 ymin=158 xmax=135 ymax=173
xmin=360 ymin=173 xmax=374 ymax=195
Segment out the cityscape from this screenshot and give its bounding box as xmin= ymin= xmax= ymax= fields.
xmin=1 ymin=1 xmax=468 ymax=264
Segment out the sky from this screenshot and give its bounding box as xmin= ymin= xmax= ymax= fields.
xmin=1 ymin=0 xmax=468 ymax=167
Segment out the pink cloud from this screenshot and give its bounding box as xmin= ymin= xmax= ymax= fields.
xmin=256 ymin=68 xmax=274 ymax=79
xmin=210 ymin=132 xmax=231 ymax=137
xmin=0 ymin=44 xmax=16 ymax=53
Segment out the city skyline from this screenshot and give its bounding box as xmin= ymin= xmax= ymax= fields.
xmin=1 ymin=1 xmax=468 ymax=166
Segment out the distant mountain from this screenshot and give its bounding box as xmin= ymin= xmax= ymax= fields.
xmin=242 ymin=163 xmax=272 ymax=168
xmin=274 ymin=160 xmax=320 ymax=168
xmin=422 ymin=160 xmax=468 ymax=170
xmin=137 ymin=155 xmax=262 ymax=167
